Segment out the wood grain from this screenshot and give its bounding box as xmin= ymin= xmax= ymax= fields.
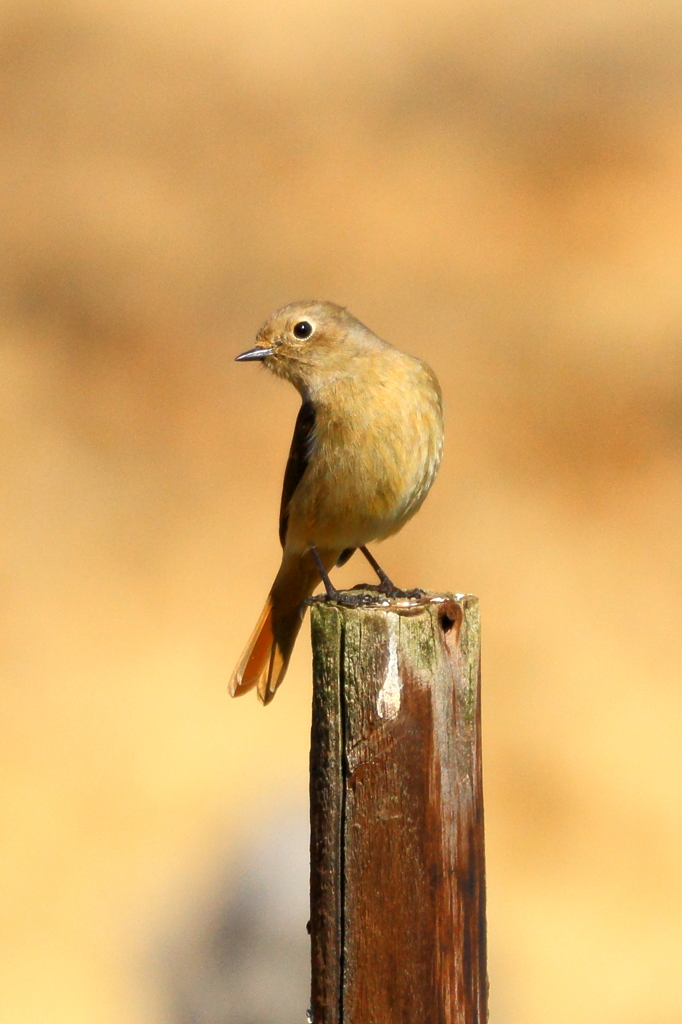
xmin=310 ymin=593 xmax=487 ymax=1024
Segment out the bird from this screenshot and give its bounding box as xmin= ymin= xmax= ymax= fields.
xmin=229 ymin=300 xmax=444 ymax=704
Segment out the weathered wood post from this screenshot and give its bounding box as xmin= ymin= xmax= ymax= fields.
xmin=309 ymin=591 xmax=486 ymax=1024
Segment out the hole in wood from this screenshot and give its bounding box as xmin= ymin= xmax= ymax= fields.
xmin=440 ymin=611 xmax=455 ymax=632
xmin=439 ymin=602 xmax=461 ymax=635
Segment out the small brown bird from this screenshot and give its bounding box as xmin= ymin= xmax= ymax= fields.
xmin=229 ymin=300 xmax=444 ymax=704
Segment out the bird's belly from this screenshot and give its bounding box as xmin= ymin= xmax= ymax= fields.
xmin=285 ymin=418 xmax=442 ymax=552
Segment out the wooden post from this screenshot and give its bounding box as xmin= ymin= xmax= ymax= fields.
xmin=309 ymin=592 xmax=486 ymax=1024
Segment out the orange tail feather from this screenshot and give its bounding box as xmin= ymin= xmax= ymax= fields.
xmin=228 ymin=598 xmax=277 ymax=700
xmin=229 ymin=549 xmax=339 ymax=704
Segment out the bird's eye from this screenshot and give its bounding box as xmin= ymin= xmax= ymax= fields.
xmin=293 ymin=320 xmax=313 ymax=339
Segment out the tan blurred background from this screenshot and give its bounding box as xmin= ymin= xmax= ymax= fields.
xmin=1 ymin=0 xmax=681 ymax=1020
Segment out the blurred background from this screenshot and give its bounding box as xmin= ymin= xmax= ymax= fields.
xmin=1 ymin=0 xmax=681 ymax=1021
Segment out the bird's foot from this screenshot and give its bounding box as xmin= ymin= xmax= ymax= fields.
xmin=389 ymin=585 xmax=425 ymax=600
xmin=334 ymin=590 xmax=378 ymax=607
xmin=357 ymin=547 xmax=424 ymax=601
xmin=351 ymin=582 xmax=425 ymax=600
xmin=305 ymin=588 xmax=376 ymax=608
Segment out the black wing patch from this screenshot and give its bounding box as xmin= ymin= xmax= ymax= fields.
xmin=279 ymin=400 xmax=316 ymax=547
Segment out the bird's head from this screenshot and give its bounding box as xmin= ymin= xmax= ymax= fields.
xmin=236 ymin=300 xmax=386 ymax=397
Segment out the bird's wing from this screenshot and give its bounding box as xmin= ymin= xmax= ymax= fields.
xmin=279 ymin=399 xmax=316 ymax=547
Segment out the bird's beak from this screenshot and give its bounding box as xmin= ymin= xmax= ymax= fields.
xmin=235 ymin=346 xmax=274 ymax=362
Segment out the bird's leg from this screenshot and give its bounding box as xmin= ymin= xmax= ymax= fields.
xmin=358 ymin=546 xmax=425 ymax=599
xmin=309 ymin=547 xmax=341 ymax=600
xmin=306 ymin=547 xmax=374 ymax=607
xmin=359 ymin=546 xmax=395 ymax=591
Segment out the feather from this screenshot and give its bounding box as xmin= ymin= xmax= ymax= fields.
xmin=279 ymin=400 xmax=316 ymax=547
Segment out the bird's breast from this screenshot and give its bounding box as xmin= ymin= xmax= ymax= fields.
xmin=285 ymin=367 xmax=443 ymax=552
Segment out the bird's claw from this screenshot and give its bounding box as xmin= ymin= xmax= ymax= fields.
xmin=333 ymin=590 xmax=377 ymax=607
xmin=305 ymin=586 xmax=425 ymax=609
xmin=351 ymin=582 xmax=425 ymax=600
xmin=305 ymin=589 xmax=382 ymax=608
xmin=387 ymin=586 xmax=425 ymax=600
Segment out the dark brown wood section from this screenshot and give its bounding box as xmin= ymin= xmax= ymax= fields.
xmin=309 ymin=593 xmax=486 ymax=1024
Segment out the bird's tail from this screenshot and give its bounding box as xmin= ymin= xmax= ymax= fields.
xmin=229 ymin=549 xmax=337 ymax=704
